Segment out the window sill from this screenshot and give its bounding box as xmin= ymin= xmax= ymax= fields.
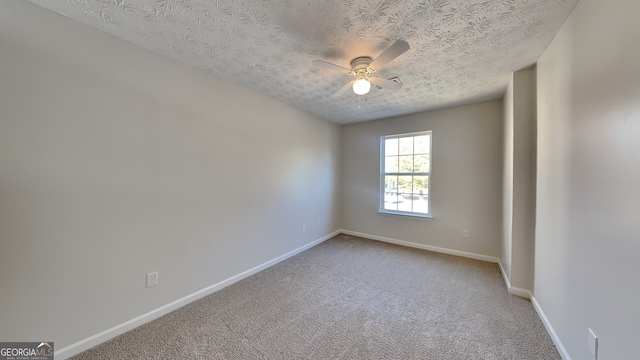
xmin=377 ymin=210 xmax=433 ymax=220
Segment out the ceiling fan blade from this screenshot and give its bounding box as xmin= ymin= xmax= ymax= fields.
xmin=370 ymin=77 xmax=403 ymax=90
xmin=369 ymin=40 xmax=410 ymax=71
xmin=313 ymin=60 xmax=351 ymax=74
xmin=331 ymin=80 xmax=356 ymax=97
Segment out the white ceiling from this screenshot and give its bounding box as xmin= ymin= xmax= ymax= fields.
xmin=27 ymin=0 xmax=577 ymax=124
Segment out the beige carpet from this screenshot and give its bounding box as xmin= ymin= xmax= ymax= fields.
xmin=71 ymin=234 xmax=560 ymax=359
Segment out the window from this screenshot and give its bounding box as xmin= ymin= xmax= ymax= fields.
xmin=380 ymin=131 xmax=432 ymax=217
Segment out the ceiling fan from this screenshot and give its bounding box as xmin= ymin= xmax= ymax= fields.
xmin=313 ymin=40 xmax=410 ymax=97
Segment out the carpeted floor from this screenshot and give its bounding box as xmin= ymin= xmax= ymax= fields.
xmin=71 ymin=234 xmax=560 ymax=359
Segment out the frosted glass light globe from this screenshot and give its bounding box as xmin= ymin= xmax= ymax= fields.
xmin=352 ymin=79 xmax=371 ymax=95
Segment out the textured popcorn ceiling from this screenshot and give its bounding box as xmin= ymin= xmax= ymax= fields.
xmin=27 ymin=0 xmax=577 ymax=124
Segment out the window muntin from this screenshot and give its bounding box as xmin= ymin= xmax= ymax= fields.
xmin=381 ymin=131 xmax=431 ymax=217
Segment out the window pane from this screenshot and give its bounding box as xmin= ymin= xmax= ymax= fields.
xmin=398 ymin=176 xmax=413 ymax=195
xmin=383 ymin=175 xmax=401 ymax=211
xmin=384 ymin=176 xmax=398 ymax=191
xmin=384 ymin=200 xmax=398 ymax=211
xmin=397 ymin=197 xmax=412 ymax=212
xmin=399 ymin=137 xmax=413 ymax=155
xmin=413 ymin=176 xmax=428 ymax=194
xmin=413 ymin=196 xmax=429 ymax=214
xmin=385 ymin=138 xmax=398 ymax=156
xmin=414 ymin=135 xmax=430 ymax=154
xmin=384 ymin=195 xmax=400 ymax=211
xmin=380 ymin=131 xmax=431 ymax=216
xmin=398 ymin=155 xmax=413 ymax=173
xmin=385 ymin=156 xmax=398 ymax=173
xmin=413 ymin=155 xmax=430 ymax=172
xmin=407 ymin=196 xmax=420 ymax=213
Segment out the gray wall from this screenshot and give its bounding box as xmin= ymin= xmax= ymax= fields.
xmin=342 ymin=101 xmax=503 ymax=258
xmin=11 ymin=0 xmax=640 ymax=359
xmin=502 ymin=75 xmax=514 ymax=280
xmin=510 ymin=68 xmax=536 ymax=293
xmin=0 ymin=0 xmax=341 ymax=354
xmin=502 ymin=68 xmax=536 ymax=293
xmin=535 ymin=0 xmax=640 ymax=358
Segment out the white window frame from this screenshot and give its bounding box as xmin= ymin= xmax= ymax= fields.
xmin=379 ymin=130 xmax=432 ymax=218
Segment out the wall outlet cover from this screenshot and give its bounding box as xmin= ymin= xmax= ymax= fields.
xmin=146 ymin=271 xmax=158 ymax=288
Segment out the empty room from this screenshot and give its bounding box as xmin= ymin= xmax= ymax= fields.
xmin=1 ymin=0 xmax=638 ymax=359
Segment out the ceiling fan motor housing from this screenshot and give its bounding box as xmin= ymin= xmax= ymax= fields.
xmin=350 ymin=56 xmax=373 ymax=79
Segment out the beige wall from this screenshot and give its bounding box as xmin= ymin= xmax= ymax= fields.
xmin=535 ymin=0 xmax=640 ymax=358
xmin=342 ymin=101 xmax=503 ymax=258
xmin=0 ymin=0 xmax=341 ymax=355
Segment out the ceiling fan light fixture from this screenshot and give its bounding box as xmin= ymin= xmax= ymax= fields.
xmin=314 ymin=40 xmax=409 ymax=98
xmin=353 ymin=78 xmax=371 ymax=95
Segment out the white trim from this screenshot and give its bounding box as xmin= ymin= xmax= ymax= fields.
xmin=340 ymin=230 xmax=570 ymax=358
xmin=498 ymin=259 xmax=511 ymax=288
xmin=340 ymin=231 xmax=567 ymax=358
xmin=54 ymin=230 xmax=340 ymax=360
xmin=377 ymin=210 xmax=433 ymax=219
xmin=380 ymin=131 xmax=433 ymax=217
xmin=531 ymin=296 xmax=572 ymax=360
xmin=497 ymin=259 xmax=532 ymax=299
xmin=508 ymin=286 xmax=532 ymax=299
xmin=340 ymin=229 xmax=499 ymax=263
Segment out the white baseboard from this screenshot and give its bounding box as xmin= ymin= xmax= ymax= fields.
xmin=339 ymin=229 xmax=535 ymax=300
xmin=499 ymin=260 xmax=568 ymax=358
xmin=531 ymin=296 xmax=572 ymax=360
xmin=340 ymin=229 xmax=499 ymax=264
xmin=497 ymin=259 xmax=532 ymax=299
xmin=497 ymin=259 xmax=511 ymax=288
xmin=55 ymin=230 xmax=340 ymax=359
xmin=508 ymin=286 xmax=532 ymax=299
xmin=341 ymin=230 xmax=570 ymax=357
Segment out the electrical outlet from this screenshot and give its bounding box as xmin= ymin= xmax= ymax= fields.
xmin=316 ymin=220 xmax=320 ymax=228
xmin=463 ymin=229 xmax=469 ymax=238
xmin=302 ymin=225 xmax=306 ymax=233
xmin=587 ymin=328 xmax=598 ymax=359
xmin=146 ymin=271 xmax=158 ymax=288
